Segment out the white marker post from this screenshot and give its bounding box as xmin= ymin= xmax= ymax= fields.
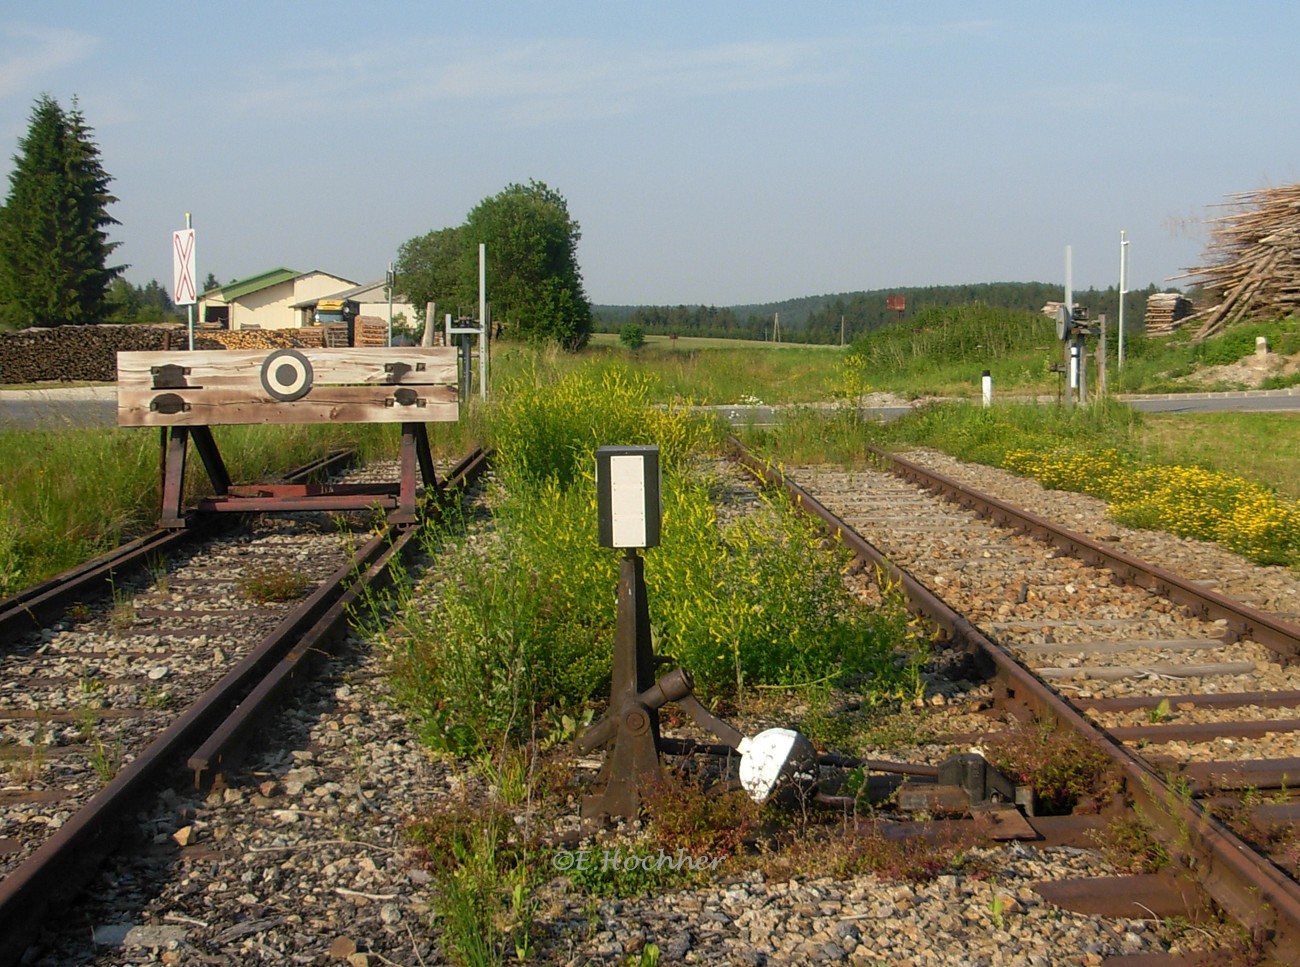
xmin=478 ymin=244 xmax=488 ymax=402
xmin=982 ymin=369 xmax=993 ymax=408
xmin=1064 ymin=245 xmax=1075 ymax=406
xmin=172 ymin=215 xmax=197 ymax=350
xmin=1118 ymin=230 xmax=1130 ymax=371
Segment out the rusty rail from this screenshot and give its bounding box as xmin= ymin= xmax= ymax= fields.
xmin=876 ymin=446 xmax=1300 ymax=663
xmin=187 ymin=445 xmax=490 ymax=786
xmin=729 ymin=440 xmax=1300 ymax=964
xmin=0 ymin=446 xmax=484 ymax=967
xmin=0 ymin=448 xmax=357 ymax=642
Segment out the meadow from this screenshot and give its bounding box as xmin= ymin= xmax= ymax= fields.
xmin=4 ymin=308 xmax=1299 ymax=589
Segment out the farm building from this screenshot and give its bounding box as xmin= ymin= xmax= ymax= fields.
xmin=199 ymin=268 xmax=357 ymax=331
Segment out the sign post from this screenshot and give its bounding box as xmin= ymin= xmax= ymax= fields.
xmin=172 ymin=216 xmax=197 ymax=350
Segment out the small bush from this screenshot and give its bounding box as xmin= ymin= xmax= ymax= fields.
xmin=984 ymin=718 xmax=1117 ymax=815
xmin=619 ymin=324 xmax=646 ymax=350
xmin=239 ymin=566 xmax=313 ymax=603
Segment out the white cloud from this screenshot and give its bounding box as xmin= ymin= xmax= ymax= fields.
xmin=227 ymin=36 xmax=845 ymax=127
xmin=0 ymin=25 xmax=98 ymax=100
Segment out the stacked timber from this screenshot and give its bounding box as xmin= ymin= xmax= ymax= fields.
xmin=193 ymin=329 xmax=326 ymax=351
xmin=354 ymin=316 xmax=389 ymax=347
xmin=1144 ymin=293 xmax=1194 ymax=335
xmin=1181 ymin=183 xmax=1300 ymax=338
xmin=322 ymin=323 xmax=351 ymax=348
xmin=0 ymin=324 xmax=181 ymax=384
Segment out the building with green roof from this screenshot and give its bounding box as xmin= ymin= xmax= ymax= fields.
xmin=199 ymin=268 xmax=357 ymax=330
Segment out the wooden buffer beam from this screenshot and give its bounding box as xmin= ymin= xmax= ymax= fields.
xmin=117 ymin=347 xmax=460 ymax=527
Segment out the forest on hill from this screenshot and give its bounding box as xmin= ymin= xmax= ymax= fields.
xmin=593 ymin=282 xmax=1170 ymax=344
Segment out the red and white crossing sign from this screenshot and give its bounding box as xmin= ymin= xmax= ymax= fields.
xmin=172 ymin=228 xmax=197 ymax=305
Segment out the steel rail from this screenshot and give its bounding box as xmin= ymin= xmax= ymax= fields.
xmin=0 ymin=449 xmax=358 ymax=642
xmin=729 ymin=441 xmax=1300 ymax=964
xmin=187 ymin=445 xmax=490 ymax=786
xmin=874 ymin=446 xmax=1300 ymax=663
xmin=0 ymin=446 xmax=479 ymax=967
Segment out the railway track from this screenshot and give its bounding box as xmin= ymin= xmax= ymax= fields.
xmin=731 ymin=441 xmax=1300 ymax=964
xmin=0 ymin=446 xmax=488 ymax=966
xmin=10 ymin=434 xmax=1300 ymax=963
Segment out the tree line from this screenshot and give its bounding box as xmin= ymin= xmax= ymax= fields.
xmin=594 ymin=282 xmax=1167 ymax=344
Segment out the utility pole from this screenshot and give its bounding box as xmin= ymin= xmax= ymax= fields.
xmin=386 ymin=262 xmax=394 ymax=347
xmin=478 ymin=243 xmax=488 ymax=401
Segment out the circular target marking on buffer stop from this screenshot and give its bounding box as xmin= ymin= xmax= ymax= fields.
xmin=260 ymin=349 xmax=314 ymax=401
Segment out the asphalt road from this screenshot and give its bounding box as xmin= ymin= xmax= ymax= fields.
xmin=0 ymin=395 xmax=116 ymax=430
xmin=1126 ymin=394 xmax=1300 ymax=414
xmin=0 ymin=388 xmax=1297 ymax=431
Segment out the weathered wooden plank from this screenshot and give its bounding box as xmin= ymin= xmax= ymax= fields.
xmin=118 ymin=384 xmax=459 ymax=426
xmin=116 ymin=348 xmax=458 ymax=389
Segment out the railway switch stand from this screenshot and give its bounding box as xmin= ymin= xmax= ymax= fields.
xmin=579 ymin=445 xmax=820 ymax=821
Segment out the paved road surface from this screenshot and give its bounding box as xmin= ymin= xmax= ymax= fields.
xmin=1 ymin=387 xmax=1298 ymax=430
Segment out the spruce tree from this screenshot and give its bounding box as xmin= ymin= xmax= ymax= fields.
xmin=0 ymin=94 xmax=123 ymax=328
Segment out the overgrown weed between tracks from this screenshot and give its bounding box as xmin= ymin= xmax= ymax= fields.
xmin=362 ymin=361 xmax=936 ymax=963
xmin=983 ymin=716 xmax=1119 ymax=815
xmin=370 ymin=362 xmax=925 ymax=754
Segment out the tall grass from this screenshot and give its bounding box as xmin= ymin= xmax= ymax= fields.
xmin=846 ymin=304 xmax=1060 ymax=396
xmin=0 ymin=421 xmax=459 ymax=592
xmin=744 ymin=398 xmax=1300 ymax=569
xmin=373 ymin=360 xmax=920 ymax=754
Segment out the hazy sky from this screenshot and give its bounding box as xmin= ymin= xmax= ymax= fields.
xmin=2 ymin=2 xmax=1296 ymax=306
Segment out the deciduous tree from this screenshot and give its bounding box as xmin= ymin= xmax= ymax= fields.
xmin=395 ymin=180 xmax=592 ymax=349
xmin=395 ymin=225 xmax=468 ymax=325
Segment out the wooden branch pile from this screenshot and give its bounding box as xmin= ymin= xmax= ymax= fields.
xmin=1144 ymin=293 xmax=1194 ymax=335
xmin=1181 ymin=183 xmax=1300 ymax=339
xmin=0 ymin=324 xmax=182 ymax=384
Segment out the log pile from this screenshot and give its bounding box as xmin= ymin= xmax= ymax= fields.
xmin=1181 ymin=183 xmax=1300 ymax=339
xmin=354 ymin=316 xmax=389 ymax=348
xmin=1144 ymin=293 xmax=1194 ymax=335
xmin=0 ymin=324 xmax=182 ymax=384
xmin=192 ymin=328 xmax=326 ymax=351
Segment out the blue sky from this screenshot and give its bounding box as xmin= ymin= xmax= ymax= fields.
xmin=2 ymin=2 xmax=1297 ymax=307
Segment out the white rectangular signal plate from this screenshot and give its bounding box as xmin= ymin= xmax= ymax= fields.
xmin=596 ymin=445 xmax=661 ymax=549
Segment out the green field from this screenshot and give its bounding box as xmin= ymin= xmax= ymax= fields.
xmin=493 ymin=338 xmax=844 ymax=405
xmin=4 ymin=307 xmax=1300 ymax=593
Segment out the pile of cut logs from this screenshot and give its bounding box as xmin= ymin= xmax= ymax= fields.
xmin=1181 ymin=183 xmax=1300 ymax=338
xmin=1144 ymin=293 xmax=1194 ymax=335
xmin=192 ymin=329 xmax=325 ymax=351
xmin=354 ymin=316 xmax=389 ymax=347
xmin=0 ymin=324 xmax=181 ymax=384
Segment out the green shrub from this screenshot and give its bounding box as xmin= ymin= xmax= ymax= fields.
xmin=376 ymin=362 xmax=919 ymax=751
